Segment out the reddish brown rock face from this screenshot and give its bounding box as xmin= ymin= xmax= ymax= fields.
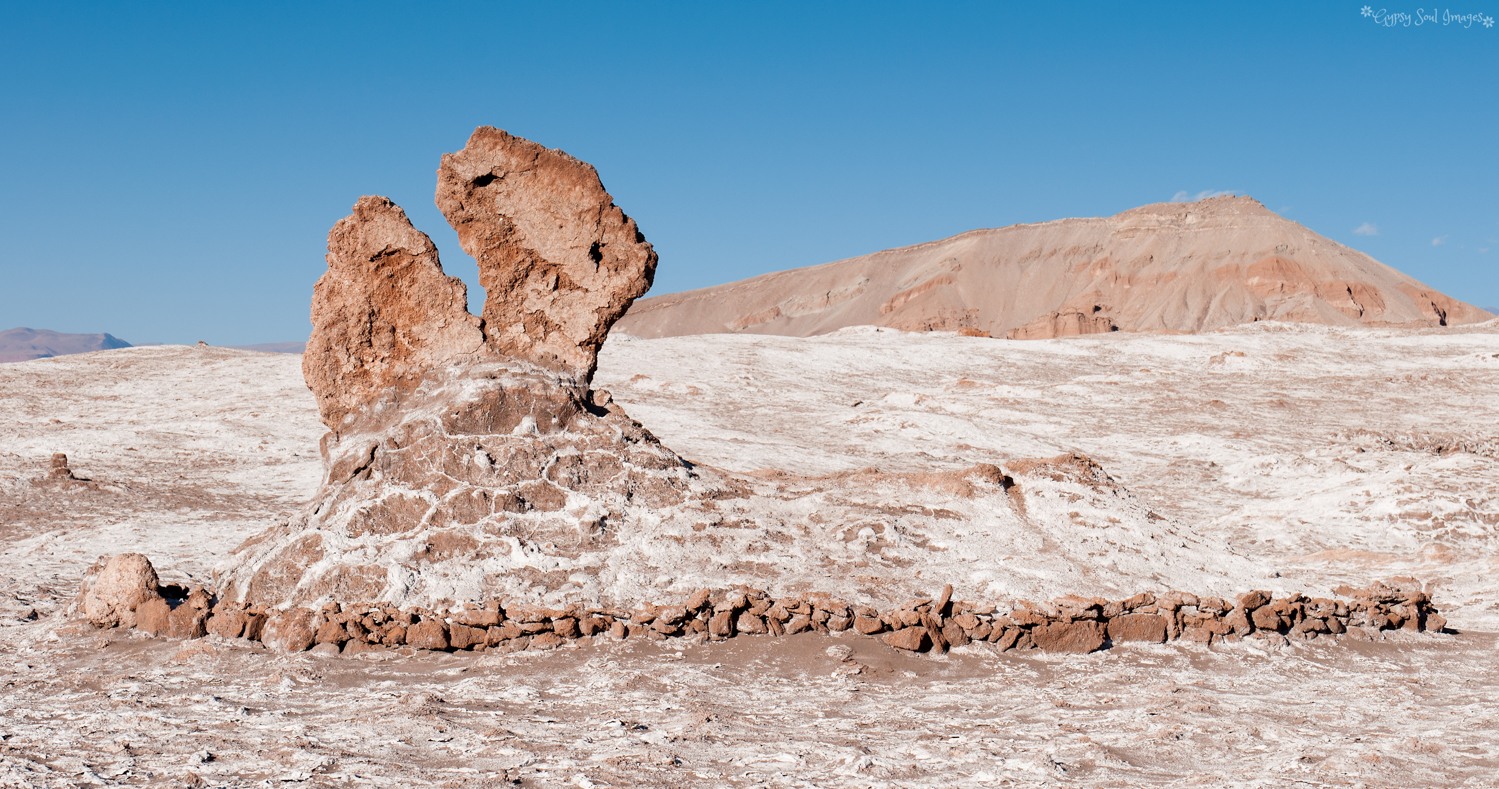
xmin=882 ymin=626 xmax=930 ymax=652
xmin=436 ymin=126 xmax=657 ymax=378
xmin=304 ymin=196 xmax=484 ymax=430
xmin=1108 ymin=613 xmax=1168 ymax=643
xmin=1031 ymin=620 xmax=1107 ymax=653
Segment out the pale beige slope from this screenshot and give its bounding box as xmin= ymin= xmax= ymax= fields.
xmin=616 ymin=196 xmax=1491 ymax=339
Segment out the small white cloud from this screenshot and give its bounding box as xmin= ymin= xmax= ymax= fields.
xmin=1353 ymin=223 xmax=1378 ymax=236
xmin=1432 ymin=235 xmax=1449 ymax=246
xmin=1171 ymin=189 xmax=1238 ymax=203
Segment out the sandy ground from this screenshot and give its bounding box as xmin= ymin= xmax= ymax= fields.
xmin=1 ymin=322 xmax=1497 ymax=787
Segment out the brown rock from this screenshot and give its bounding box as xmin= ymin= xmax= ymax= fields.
xmin=685 ymin=588 xmax=712 ymax=610
xmin=786 ymin=615 xmax=812 ymax=634
xmin=1224 ymin=608 xmax=1254 ymax=636
xmin=826 ymin=615 xmax=851 ymax=632
xmin=343 ymin=640 xmax=384 ymax=656
xmin=262 ymin=608 xmax=316 ymax=653
xmin=1106 ymin=613 xmax=1167 ymax=643
xmin=315 ymin=619 xmax=349 ymax=645
xmin=1031 ymin=621 xmax=1106 ymax=654
xmin=1200 ymin=614 xmax=1233 ymax=635
xmin=167 ymin=607 xmax=206 ymax=640
xmin=383 ymin=625 xmax=406 ymax=646
xmin=82 ymin=553 xmax=162 ymax=629
xmin=1182 ymin=626 xmax=1214 ymax=644
xmin=455 ymin=609 xmax=501 ymax=628
xmin=302 ymin=195 xmax=485 ymax=429
xmin=1237 ymin=590 xmax=1271 ymax=610
xmin=609 ymin=620 xmax=627 ymax=640
xmin=1251 ymin=607 xmax=1284 ymax=632
xmin=883 ymin=627 xmax=930 ymax=652
xmin=406 ymin=619 xmax=449 ymax=651
xmin=991 ymin=626 xmax=1022 ymax=651
xmin=448 ymin=623 xmax=485 ymax=650
xmin=553 ymin=617 xmax=581 ymax=639
xmin=529 ymin=632 xmax=565 ymax=651
xmin=735 ymin=613 xmax=767 ymax=634
xmin=709 ymin=610 xmax=735 ymax=637
xmin=951 ymin=613 xmax=981 ymax=631
xmin=943 ymin=621 xmax=970 ymax=648
xmin=206 ymin=608 xmax=249 ymax=639
xmin=435 ymin=126 xmax=658 ymax=378
xmin=921 ymin=613 xmax=949 ymax=653
xmin=135 ymin=596 xmax=172 ymax=636
xmin=854 ymin=615 xmax=885 ymax=635
xmin=935 ymin=584 xmax=954 ymax=616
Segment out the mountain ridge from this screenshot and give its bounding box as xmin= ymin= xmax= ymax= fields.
xmin=616 ymin=196 xmax=1492 ymax=340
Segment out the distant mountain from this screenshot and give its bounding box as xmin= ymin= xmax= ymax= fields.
xmin=0 ymin=327 xmax=132 ymax=363
xmin=227 ymin=341 xmax=306 ymax=354
xmin=616 ymin=196 xmax=1493 ymax=340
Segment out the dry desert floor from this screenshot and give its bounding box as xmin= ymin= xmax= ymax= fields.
xmin=1 ymin=321 xmax=1497 ymax=787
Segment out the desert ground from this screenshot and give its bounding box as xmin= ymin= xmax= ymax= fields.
xmin=2 ymin=320 xmax=1498 ymax=787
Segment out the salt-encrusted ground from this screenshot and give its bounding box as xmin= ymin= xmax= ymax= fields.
xmin=1 ymin=322 xmax=1497 ymax=787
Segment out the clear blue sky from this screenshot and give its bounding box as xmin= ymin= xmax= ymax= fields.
xmin=2 ymin=2 xmax=1495 ymax=345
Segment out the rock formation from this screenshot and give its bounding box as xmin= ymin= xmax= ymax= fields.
xmin=214 ymin=130 xmax=1248 ymax=622
xmin=302 ymin=195 xmax=485 ymax=430
xmin=614 ymin=195 xmax=1493 ymax=340
xmin=218 ymin=128 xmax=696 ymax=612
xmin=81 ymin=553 xmax=160 ymax=629
xmin=91 ymin=552 xmax=1452 ymax=656
xmin=436 ymin=126 xmax=658 ymax=378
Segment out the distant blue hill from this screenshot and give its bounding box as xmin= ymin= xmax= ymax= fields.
xmin=0 ymin=327 xmax=131 ymax=363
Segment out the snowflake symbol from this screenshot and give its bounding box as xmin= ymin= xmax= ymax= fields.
xmin=1361 ymin=5 xmax=1373 ymax=16
xmin=1483 ymin=15 xmax=1494 ymax=27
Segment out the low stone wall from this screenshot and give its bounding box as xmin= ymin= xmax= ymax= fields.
xmin=77 ymin=554 xmax=1447 ymax=656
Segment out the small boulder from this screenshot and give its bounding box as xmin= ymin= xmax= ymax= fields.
xmin=82 ymin=553 xmax=162 ymax=629
xmin=529 ymin=632 xmax=565 ymax=651
xmin=1107 ymin=613 xmax=1167 ymax=643
xmin=882 ymin=626 xmax=930 ymax=652
xmin=448 ymin=623 xmax=486 ymax=650
xmin=1031 ymin=620 xmax=1106 ymax=654
xmin=1237 ymin=590 xmax=1271 ymax=610
xmin=262 ymin=608 xmax=317 ymax=653
xmin=406 ymin=619 xmax=449 ymax=651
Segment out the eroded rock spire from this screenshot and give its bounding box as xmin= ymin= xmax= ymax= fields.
xmin=303 ymin=196 xmax=484 ymax=430
xmin=436 ymin=126 xmax=657 ymax=378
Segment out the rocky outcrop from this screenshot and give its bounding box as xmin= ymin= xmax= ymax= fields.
xmin=615 ymin=195 xmax=1493 ymax=339
xmin=436 ymin=126 xmax=658 ymax=378
xmin=1006 ymin=305 xmax=1119 ymax=340
xmin=220 ymin=129 xmax=1129 ymax=617
xmin=303 ymin=196 xmax=485 ymax=430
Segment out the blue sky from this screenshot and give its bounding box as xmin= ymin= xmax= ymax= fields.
xmin=2 ymin=1 xmax=1496 ymax=345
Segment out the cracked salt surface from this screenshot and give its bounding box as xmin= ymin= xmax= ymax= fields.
xmin=0 ymin=322 xmax=1496 ymax=786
